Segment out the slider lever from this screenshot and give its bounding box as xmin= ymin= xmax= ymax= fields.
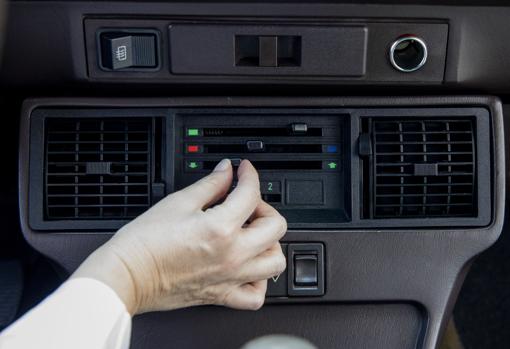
xmin=246 ymin=140 xmax=265 ymax=152
xmin=290 ymin=123 xmax=308 ymax=135
xmin=231 ymin=158 xmax=242 ymax=167
xmin=358 ymin=133 xmax=372 ymax=157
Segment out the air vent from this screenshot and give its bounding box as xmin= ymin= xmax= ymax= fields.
xmin=362 ymin=118 xmax=476 ymax=218
xmin=44 ymin=118 xmax=153 ymax=220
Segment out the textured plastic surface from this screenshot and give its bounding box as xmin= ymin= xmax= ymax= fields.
xmin=169 ymin=24 xmax=367 ymax=76
xmin=7 ymin=2 xmax=510 ymax=90
xmin=18 ymin=96 xmax=506 ymax=349
xmin=130 ymin=303 xmax=423 ymax=349
xmin=0 ymin=260 xmax=23 ymax=330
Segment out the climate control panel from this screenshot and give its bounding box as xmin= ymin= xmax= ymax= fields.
xmin=174 ymin=112 xmax=350 ymax=227
xmin=26 ymin=104 xmax=492 ymax=231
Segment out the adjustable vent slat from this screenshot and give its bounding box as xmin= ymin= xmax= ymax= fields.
xmin=44 ymin=118 xmax=152 ymax=220
xmin=369 ymin=118 xmax=476 ymax=218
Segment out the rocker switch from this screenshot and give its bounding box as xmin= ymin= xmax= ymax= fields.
xmin=294 ymin=255 xmax=318 ymax=287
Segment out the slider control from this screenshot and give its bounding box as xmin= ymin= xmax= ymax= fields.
xmin=246 ymin=140 xmax=265 ymax=152
xmin=290 ymin=123 xmax=308 ymax=135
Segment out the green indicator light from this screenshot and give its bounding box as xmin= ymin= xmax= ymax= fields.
xmin=187 ymin=128 xmax=199 ymax=136
xmin=188 ymin=162 xmax=198 ymax=169
xmin=328 ymin=162 xmax=338 ymax=169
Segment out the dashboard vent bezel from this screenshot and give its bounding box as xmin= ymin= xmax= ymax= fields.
xmin=26 ymin=105 xmax=492 ymax=231
xmin=28 ymin=108 xmax=167 ymax=231
xmin=44 ymin=117 xmax=153 ymax=221
xmin=369 ymin=117 xmax=476 ymax=219
xmin=358 ymin=108 xmax=491 ymax=227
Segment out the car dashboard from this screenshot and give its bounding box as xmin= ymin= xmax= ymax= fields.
xmin=2 ymin=1 xmax=509 ymax=349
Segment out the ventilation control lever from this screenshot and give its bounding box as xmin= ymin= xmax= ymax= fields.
xmin=358 ymin=133 xmax=372 ymax=157
xmin=290 ymin=123 xmax=308 ymax=135
xmin=246 ymin=140 xmax=265 ymax=152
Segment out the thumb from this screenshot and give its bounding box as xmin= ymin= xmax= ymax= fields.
xmin=172 ymin=159 xmax=234 ymax=211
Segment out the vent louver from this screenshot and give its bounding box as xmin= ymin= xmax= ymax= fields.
xmin=44 ymin=118 xmax=152 ymax=220
xmin=364 ymin=118 xmax=476 ymax=218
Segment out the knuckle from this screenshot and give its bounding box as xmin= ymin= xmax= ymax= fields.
xmin=276 ymin=215 xmax=288 ymax=236
xmin=206 ymin=217 xmax=235 ymax=242
xmin=274 ymin=254 xmax=287 ymax=274
xmin=222 ymin=254 xmax=242 ymax=273
xmin=200 ymin=173 xmax=224 ymax=189
xmin=246 ymin=185 xmax=261 ymax=204
xmin=250 ymin=293 xmax=265 ymax=310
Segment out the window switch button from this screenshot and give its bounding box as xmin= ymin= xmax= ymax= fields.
xmin=294 ymin=254 xmax=318 ymax=287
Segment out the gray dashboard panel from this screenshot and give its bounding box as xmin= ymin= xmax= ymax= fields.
xmin=17 ymin=96 xmax=505 ymax=349
xmin=2 ymin=2 xmax=510 ymax=91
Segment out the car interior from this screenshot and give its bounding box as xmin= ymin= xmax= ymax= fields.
xmin=0 ymin=0 xmax=509 ymax=348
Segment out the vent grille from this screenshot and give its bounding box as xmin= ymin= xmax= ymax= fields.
xmin=45 ymin=118 xmax=152 ymax=220
xmin=367 ymin=118 xmax=476 ymax=218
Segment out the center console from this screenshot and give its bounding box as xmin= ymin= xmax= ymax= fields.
xmin=18 ymin=96 xmax=505 ymax=349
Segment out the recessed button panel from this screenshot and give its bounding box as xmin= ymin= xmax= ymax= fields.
xmin=288 ymin=243 xmax=325 ymax=296
xmin=266 ymin=242 xmax=325 ymax=298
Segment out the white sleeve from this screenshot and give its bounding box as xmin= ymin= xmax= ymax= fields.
xmin=0 ymin=278 xmax=131 ymax=349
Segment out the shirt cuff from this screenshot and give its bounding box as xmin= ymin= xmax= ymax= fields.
xmin=0 ymin=277 xmax=132 ymax=349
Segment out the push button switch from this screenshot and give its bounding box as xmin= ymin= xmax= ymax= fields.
xmin=294 ymin=255 xmax=318 ymax=287
xmin=100 ymin=31 xmax=158 ymax=70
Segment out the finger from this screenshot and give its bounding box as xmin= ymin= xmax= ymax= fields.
xmin=171 ymin=159 xmax=233 ymax=211
xmin=239 ymin=201 xmax=287 ymax=258
xmin=215 ymin=160 xmax=261 ymax=226
xmin=234 ymin=243 xmax=286 ymax=283
xmin=223 ymin=281 xmax=267 ymax=311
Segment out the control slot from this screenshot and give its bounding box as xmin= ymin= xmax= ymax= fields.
xmin=202 ymin=160 xmax=328 ymax=171
xmin=195 ymin=143 xmax=326 ymax=154
xmin=199 ymin=126 xmax=323 ymax=137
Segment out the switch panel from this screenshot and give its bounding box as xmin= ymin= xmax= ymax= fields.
xmin=288 ymin=243 xmax=325 ymax=296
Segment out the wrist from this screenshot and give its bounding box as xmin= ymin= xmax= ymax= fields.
xmin=71 ymin=243 xmax=139 ymax=315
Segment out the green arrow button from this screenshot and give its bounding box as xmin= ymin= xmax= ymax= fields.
xmin=327 ymin=162 xmax=338 ymax=169
xmin=188 ymin=162 xmax=198 ymax=169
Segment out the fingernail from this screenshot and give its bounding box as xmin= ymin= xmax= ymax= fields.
xmin=213 ymin=159 xmax=231 ymax=172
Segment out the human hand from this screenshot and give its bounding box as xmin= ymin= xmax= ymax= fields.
xmin=72 ymin=159 xmax=287 ymax=315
